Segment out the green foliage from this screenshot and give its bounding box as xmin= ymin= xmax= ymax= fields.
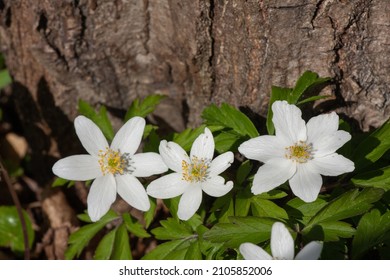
xmin=0 ymin=206 xmax=35 ymax=253
xmin=111 ymin=224 xmax=132 ymax=260
xmin=78 ymin=99 xmax=115 ymax=141
xmin=352 ymin=166 xmax=390 ymax=191
xmin=122 ymin=213 xmax=150 ymax=238
xmin=352 ymin=119 xmax=390 ymax=171
xmin=124 ymin=94 xmax=166 ymax=120
xmin=266 ymin=71 xmax=330 ymax=134
xmin=172 ymin=125 xmax=206 ymax=152
xmin=352 ymin=209 xmax=390 ymax=259
xmin=203 ymin=217 xmax=275 ymax=248
xmin=202 ymin=103 xmax=259 ymax=138
xmin=65 ymin=210 xmax=118 ymax=259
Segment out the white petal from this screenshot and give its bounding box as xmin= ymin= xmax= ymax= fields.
xmin=131 ymin=152 xmax=168 ymax=177
xmin=116 ymin=174 xmax=150 ymax=211
xmin=177 ymin=185 xmax=203 ymax=220
xmin=52 ymin=155 xmax=101 ymax=181
xmin=272 ymin=101 xmax=307 ymax=144
xmin=87 ymin=174 xmax=117 ymax=222
xmin=208 ymin=152 xmax=234 ymax=176
xmin=289 ymin=162 xmax=322 ymax=202
xmin=239 ymin=243 xmax=272 ymax=260
xmin=159 ymin=140 xmax=190 ymax=173
xmin=313 ymin=130 xmax=351 ymax=157
xmin=75 ymin=116 xmax=108 ymax=156
xmin=307 ymin=112 xmax=339 ymax=144
xmin=190 ymin=127 xmax=215 ymax=160
xmin=295 ymin=241 xmax=323 ymax=260
xmin=110 ymin=117 xmax=145 ymax=155
xmin=251 ymin=158 xmax=296 ymax=195
xmin=238 ymin=135 xmax=285 ymax=163
xmin=270 ymin=222 xmax=295 ymax=260
xmin=202 ymin=176 xmax=233 ymax=197
xmin=311 ymin=153 xmax=355 ymax=176
xmin=146 ymin=173 xmax=188 ymax=199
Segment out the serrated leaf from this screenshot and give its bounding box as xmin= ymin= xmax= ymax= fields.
xmin=172 ymin=125 xmax=206 ymax=152
xmin=78 ymin=99 xmax=114 ymax=141
xmin=352 ymin=166 xmax=390 ymax=191
xmin=250 ymin=198 xmax=288 ymax=220
xmin=289 ymin=71 xmax=330 ymax=104
xmin=142 ymin=239 xmax=194 ymax=260
xmin=203 ymin=216 xmax=275 ymax=248
xmin=184 ymin=240 xmax=202 ymax=260
xmin=125 ymin=94 xmax=166 ymax=120
xmin=303 ymin=221 xmax=356 ymax=242
xmin=94 ymin=228 xmax=117 ymax=260
xmin=353 ymin=120 xmax=390 ymax=171
xmin=352 ymin=209 xmax=390 ymax=259
xmin=0 ymin=206 xmax=35 ymax=252
xmin=65 ymin=210 xmax=118 ymax=259
xmin=304 ymin=189 xmax=384 ymax=234
xmin=111 ymin=224 xmax=132 ymax=260
xmin=266 ymin=86 xmax=292 ymax=135
xmin=214 ymin=131 xmax=241 ymax=153
xmin=122 ymin=213 xmax=150 ymax=238
xmin=151 ymin=218 xmax=193 ymax=240
xmin=286 ymin=197 xmax=327 ymax=225
xmin=202 ymin=103 xmax=259 ymax=138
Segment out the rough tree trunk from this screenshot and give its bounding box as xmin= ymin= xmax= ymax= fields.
xmin=1 ymin=0 xmax=390 ymax=187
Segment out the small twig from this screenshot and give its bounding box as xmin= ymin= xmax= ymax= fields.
xmin=0 ymin=156 xmax=30 ymax=260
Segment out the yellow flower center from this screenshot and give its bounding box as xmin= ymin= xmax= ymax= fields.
xmin=181 ymin=156 xmax=209 ymax=183
xmin=285 ymin=141 xmax=313 ymax=163
xmin=98 ymin=147 xmax=132 ymax=175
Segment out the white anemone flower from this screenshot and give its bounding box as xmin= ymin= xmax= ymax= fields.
xmin=239 ymin=222 xmax=323 ymax=260
xmin=52 ymin=116 xmax=168 ymax=222
xmin=238 ymin=100 xmax=355 ymax=202
xmin=147 ymin=127 xmax=234 ymax=220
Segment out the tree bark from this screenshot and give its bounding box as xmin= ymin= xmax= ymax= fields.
xmin=1 ymin=0 xmax=390 ymax=183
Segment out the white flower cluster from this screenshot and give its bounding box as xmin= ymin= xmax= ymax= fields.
xmin=52 ymin=101 xmax=354 ymax=259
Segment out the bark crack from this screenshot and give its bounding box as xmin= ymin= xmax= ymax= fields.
xmin=142 ymin=0 xmax=150 ymax=54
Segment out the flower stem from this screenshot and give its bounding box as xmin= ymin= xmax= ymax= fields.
xmin=0 ymin=157 xmax=30 ymax=260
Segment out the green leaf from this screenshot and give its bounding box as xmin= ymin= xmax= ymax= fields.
xmin=122 ymin=213 xmax=150 ymax=238
xmin=296 ymin=95 xmax=331 ymax=105
xmin=151 ymin=218 xmax=193 ymax=240
xmin=203 ymin=216 xmax=275 ymax=248
xmin=353 ymin=120 xmax=390 ymax=171
xmin=304 ymin=188 xmax=384 ymax=234
xmin=289 ymin=71 xmax=330 ymax=104
xmin=303 ymin=221 xmax=356 ymax=242
xmin=214 ymin=131 xmax=241 ymax=153
xmin=286 ymin=197 xmax=327 ymax=225
xmin=142 ymin=239 xmax=194 ymax=260
xmin=352 ymin=209 xmax=390 ymax=259
xmin=235 ymin=188 xmax=252 ymax=217
xmin=65 ymin=210 xmax=118 ymax=259
xmin=352 ymin=166 xmax=390 ymax=191
xmin=236 ymin=160 xmax=252 ymax=185
xmin=266 ymin=86 xmax=292 ymax=135
xmin=184 ymin=240 xmax=202 ymax=260
xmin=172 ymin=125 xmax=206 ymax=152
xmin=111 ymin=224 xmax=132 ymax=260
xmin=124 ymin=94 xmax=166 ymax=120
xmin=0 ymin=206 xmax=35 ymax=252
xmin=0 ymin=69 xmax=12 ymax=89
xmin=144 ymin=198 xmax=156 ymax=228
xmin=78 ymin=99 xmax=114 ymax=141
xmin=250 ymin=198 xmax=288 ymax=220
xmin=208 ymin=196 xmax=235 ymax=223
xmin=256 ymin=189 xmax=288 ymax=200
xmin=202 ymin=103 xmax=259 ymax=138
xmin=94 ymin=228 xmax=117 ymax=260
xmin=52 ymin=177 xmax=71 ymax=187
